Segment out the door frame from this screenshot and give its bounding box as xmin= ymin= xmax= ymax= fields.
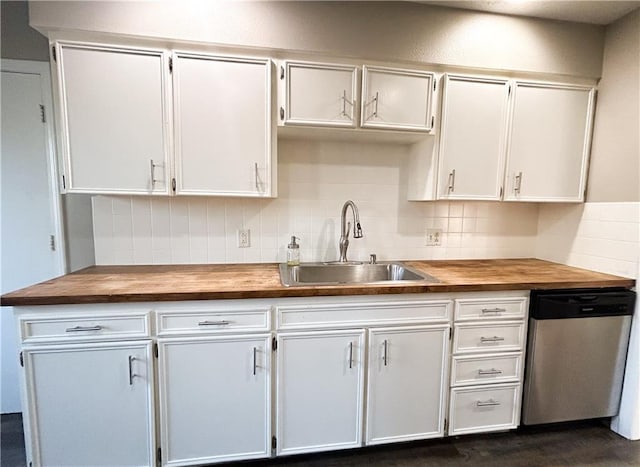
xmin=1 ymin=58 xmax=66 ymax=276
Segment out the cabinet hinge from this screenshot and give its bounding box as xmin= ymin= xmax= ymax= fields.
xmin=51 ymin=45 xmax=56 ymax=62
xmin=61 ymin=175 xmax=66 ymax=190
xmin=272 ymin=337 xmax=277 ymax=351
xmin=280 ymin=107 xmax=285 ymax=121
xmin=500 ymin=186 xmax=504 ymax=198
xmin=39 ymin=104 xmax=46 ymax=123
xmin=169 ymin=57 xmax=173 ymax=73
xmin=448 ymin=327 xmax=452 ymax=340
xmin=433 ymin=80 xmax=436 ymax=92
xmin=280 ymin=65 xmax=284 ymax=80
xmin=431 ymin=115 xmax=434 ymax=128
xmin=271 ymin=436 xmax=277 ymax=450
xmin=29 ymin=462 xmax=32 ymax=467
xmin=157 ymin=447 xmax=161 ymax=464
xmin=508 ymin=84 xmax=512 ymax=96
xmin=444 ymin=418 xmax=448 ymax=433
xmin=153 ymin=343 xmax=159 ymax=358
xmin=19 ymin=352 xmax=24 ymax=367
xmin=171 ymin=178 xmax=176 ymax=193
xmin=49 ymin=235 xmax=56 ymax=252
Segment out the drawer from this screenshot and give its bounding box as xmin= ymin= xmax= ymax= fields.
xmin=451 ymin=352 xmax=522 ymax=387
xmin=20 ymin=313 xmax=151 ymax=343
xmin=277 ymin=300 xmax=451 ymax=330
xmin=156 ymin=308 xmax=271 ymax=336
xmin=453 ymin=322 xmax=525 ymax=354
xmin=455 ymin=297 xmax=527 ymax=321
xmin=449 ymin=383 xmax=520 ymax=435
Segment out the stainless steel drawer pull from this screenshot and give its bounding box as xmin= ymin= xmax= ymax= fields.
xmin=481 ymin=308 xmax=506 ymax=314
xmin=252 ymin=347 xmax=257 ymax=376
xmin=480 ymin=336 xmax=505 ymax=343
xmin=198 ymin=320 xmax=231 ymax=326
xmin=478 ymin=368 xmax=503 ymax=376
xmin=348 ymin=342 xmax=353 ymax=369
xmin=128 ymin=356 xmax=136 ymax=385
xmin=476 ymin=398 xmax=501 ymax=407
xmin=383 ymin=339 xmax=388 ymax=366
xmin=448 ymin=169 xmax=456 ymax=192
xmin=514 ymin=171 xmax=523 ymax=194
xmin=373 ymin=91 xmax=379 ymax=117
xmin=65 ymin=325 xmax=103 ymax=332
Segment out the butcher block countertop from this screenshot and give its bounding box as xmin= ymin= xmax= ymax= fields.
xmin=1 ymin=259 xmax=634 ymax=307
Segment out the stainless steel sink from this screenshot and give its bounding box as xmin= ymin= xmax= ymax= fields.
xmin=279 ymin=262 xmax=439 ymax=287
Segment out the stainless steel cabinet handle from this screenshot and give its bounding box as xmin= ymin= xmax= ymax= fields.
xmin=481 ymin=308 xmax=506 ymax=314
xmin=254 ymin=162 xmax=260 ymax=192
xmin=65 ymin=325 xmax=102 ymax=332
xmin=373 ymin=91 xmax=379 ymax=117
xmin=480 ymin=336 xmax=505 ymax=343
xmin=150 ymin=159 xmax=157 ymax=188
xmin=478 ymin=368 xmax=503 ymax=376
xmin=514 ymin=171 xmax=523 ymax=194
xmin=476 ymin=398 xmax=501 ymax=407
xmin=383 ymin=339 xmax=388 ymax=366
xmin=198 ymin=320 xmax=231 ymax=326
xmin=348 ymin=342 xmax=353 ymax=369
xmin=128 ymin=355 xmax=136 ymax=385
xmin=252 ymin=347 xmax=257 ymax=376
xmin=448 ymin=169 xmax=456 ymax=193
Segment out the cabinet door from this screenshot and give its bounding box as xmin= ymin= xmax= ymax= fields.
xmin=437 ymin=75 xmax=510 ymax=200
xmin=366 ymin=325 xmax=449 ymax=445
xmin=504 ymin=82 xmax=594 ymax=202
xmin=22 ymin=341 xmax=155 ymax=466
xmin=361 ymin=66 xmax=434 ymax=131
xmin=284 ymin=61 xmax=357 ymax=127
xmin=158 ymin=335 xmax=271 ymax=466
xmin=276 ymin=330 xmax=365 ymax=456
xmin=173 ymin=53 xmax=274 ymax=196
xmin=56 ymin=42 xmax=170 ymax=194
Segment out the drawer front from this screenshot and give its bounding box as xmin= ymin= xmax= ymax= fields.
xmin=157 ymin=309 xmax=271 ymax=336
xmin=20 ymin=313 xmax=151 ymax=343
xmin=449 ymin=384 xmax=520 ymax=435
xmin=451 ymin=353 xmax=522 ymax=387
xmin=453 ymin=322 xmax=525 ymax=354
xmin=277 ymin=300 xmax=451 ymax=330
xmin=455 ymin=297 xmax=527 ymax=321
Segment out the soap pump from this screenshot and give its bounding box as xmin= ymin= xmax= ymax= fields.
xmin=287 ymin=236 xmax=300 ymax=266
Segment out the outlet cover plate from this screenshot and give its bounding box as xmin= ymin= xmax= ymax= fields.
xmin=426 ymin=228 xmax=442 ymax=246
xmin=237 ymin=229 xmax=251 ymax=248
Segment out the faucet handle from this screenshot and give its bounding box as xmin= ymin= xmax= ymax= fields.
xmin=369 ymin=253 xmax=377 ymax=264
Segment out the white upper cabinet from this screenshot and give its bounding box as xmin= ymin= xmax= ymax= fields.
xmin=437 ymin=75 xmax=510 ymax=200
xmin=55 ymin=42 xmax=170 ymax=195
xmin=173 ymin=52 xmax=275 ymax=197
xmin=504 ymin=82 xmax=594 ymax=202
xmin=361 ymin=66 xmax=435 ymax=131
xmin=283 ymin=61 xmax=357 ymax=127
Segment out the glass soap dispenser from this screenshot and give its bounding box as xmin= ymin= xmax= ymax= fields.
xmin=287 ymin=236 xmax=300 ymax=266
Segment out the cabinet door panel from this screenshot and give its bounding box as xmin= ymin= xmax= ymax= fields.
xmin=361 ymin=66 xmax=434 ymax=131
xmin=159 ymin=335 xmax=271 ymax=465
xmin=174 ymin=53 xmax=272 ymax=196
xmin=285 ymin=62 xmax=357 ymax=127
xmin=438 ymin=75 xmax=509 ymax=200
xmin=58 ymin=43 xmax=169 ymax=194
xmin=23 ymin=341 xmax=154 ymax=466
xmin=366 ymin=325 xmax=449 ymax=444
xmin=277 ymin=330 xmax=365 ymax=456
xmin=505 ymin=83 xmax=594 ymax=201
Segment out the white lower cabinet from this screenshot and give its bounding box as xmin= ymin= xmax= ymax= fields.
xmin=449 ymin=383 xmax=520 ymax=435
xmin=366 ymin=325 xmax=449 ymax=445
xmin=22 ymin=341 xmax=155 ymax=466
xmin=276 ymin=329 xmax=366 ymax=455
xmin=158 ymin=334 xmax=271 ymax=466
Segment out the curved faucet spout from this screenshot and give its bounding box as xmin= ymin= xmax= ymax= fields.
xmin=339 ymin=200 xmax=363 ymax=262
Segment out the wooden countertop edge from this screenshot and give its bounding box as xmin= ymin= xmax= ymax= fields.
xmin=2 ymin=278 xmax=634 ymax=307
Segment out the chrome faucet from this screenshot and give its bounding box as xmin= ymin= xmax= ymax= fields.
xmin=339 ymin=200 xmax=363 ymax=262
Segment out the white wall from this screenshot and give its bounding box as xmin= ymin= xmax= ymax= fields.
xmin=93 ymin=139 xmax=540 ymax=264
xmin=587 ymin=9 xmax=640 ymax=202
xmin=1 ymin=0 xmax=49 ymax=61
xmin=29 ymin=1 xmax=604 ymax=78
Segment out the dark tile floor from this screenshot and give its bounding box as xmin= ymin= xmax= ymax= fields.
xmin=1 ymin=414 xmax=639 ymax=466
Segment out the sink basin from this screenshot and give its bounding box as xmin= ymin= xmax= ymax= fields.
xmin=279 ymin=262 xmax=439 ymax=287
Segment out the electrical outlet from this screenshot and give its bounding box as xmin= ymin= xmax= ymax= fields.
xmin=237 ymin=229 xmax=250 ymax=248
xmin=426 ymin=228 xmax=442 ymax=246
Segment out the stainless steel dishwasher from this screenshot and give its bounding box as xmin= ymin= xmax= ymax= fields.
xmin=522 ymin=288 xmax=636 ymax=425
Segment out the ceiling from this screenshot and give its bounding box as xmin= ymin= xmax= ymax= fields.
xmin=420 ymin=1 xmax=640 ymax=25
